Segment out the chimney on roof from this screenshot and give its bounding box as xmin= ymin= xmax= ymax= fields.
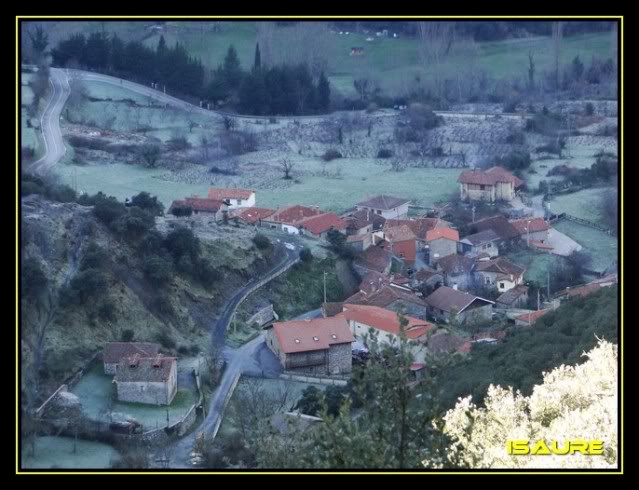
xmin=152 ymin=354 xmax=162 ymax=368
xmin=129 ymin=354 xmax=140 ymax=368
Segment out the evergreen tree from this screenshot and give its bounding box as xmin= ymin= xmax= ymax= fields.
xmin=317 ymin=71 xmax=331 ymax=112
xmin=222 ymin=45 xmax=243 ymax=90
xmin=254 ymin=42 xmax=261 ymax=70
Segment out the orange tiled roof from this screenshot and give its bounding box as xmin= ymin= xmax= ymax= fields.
xmin=514 ymin=309 xmax=551 ymax=324
xmin=272 ymin=317 xmax=354 ymax=354
xmin=458 ymin=166 xmax=523 ymax=187
xmin=231 ymin=207 xmax=275 ymax=224
xmin=296 ymin=213 xmax=347 ymax=235
xmin=267 ymin=205 xmax=323 ymax=225
xmin=338 ymin=304 xmax=435 ymax=340
xmin=510 ymin=217 xmax=550 ymax=235
xmin=426 ymin=227 xmax=460 ymax=242
xmin=207 ymin=188 xmax=255 ymax=200
xmin=183 ymin=197 xmax=225 ymax=212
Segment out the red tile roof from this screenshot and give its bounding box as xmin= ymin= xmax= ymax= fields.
xmin=230 ymin=207 xmax=275 ymax=224
xmin=514 ymin=309 xmax=551 ymax=325
xmin=207 ymin=188 xmax=255 ymax=200
xmin=338 ymin=304 xmax=435 ymax=340
xmin=184 ymin=197 xmax=225 ymax=212
xmin=267 ymin=205 xmax=323 ymax=224
xmin=436 ymin=254 xmax=475 ymax=275
xmin=471 ymin=215 xmax=521 ymax=240
xmin=458 ymin=166 xmax=523 ymax=187
xmin=272 ymin=317 xmax=354 ymax=354
xmin=346 ymin=284 xmax=427 ymax=309
xmin=384 ymin=218 xmax=446 ymax=240
xmin=555 ymin=275 xmax=618 ymax=300
xmin=384 ymin=224 xmax=417 ymax=242
xmin=296 ymin=213 xmax=346 ymax=235
xmin=103 ymin=342 xmax=161 ymax=365
xmin=115 ymin=355 xmax=176 ymax=383
xmin=510 ymin=217 xmax=550 ymax=235
xmin=474 ymin=257 xmax=525 ymax=277
xmin=354 ymin=245 xmax=392 ymax=273
xmin=426 ymin=227 xmax=460 ymax=242
xmin=425 ymin=286 xmax=494 ymax=313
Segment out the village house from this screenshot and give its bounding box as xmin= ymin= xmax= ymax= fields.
xmin=207 ymin=188 xmax=256 ymax=209
xmin=265 ymin=317 xmax=354 ymax=375
xmin=424 ymin=285 xmax=494 ymax=324
xmin=458 ymin=229 xmax=500 ymax=258
xmin=457 ymin=166 xmax=523 ymax=203
xmin=338 ymin=304 xmax=435 ymax=346
xmin=510 ymin=217 xmax=551 ymax=245
xmin=353 ymin=244 xmax=393 ymax=275
xmin=473 ymin=256 xmax=525 ymax=292
xmin=344 ymin=284 xmax=429 ymax=319
xmin=514 ymin=309 xmax=551 ymax=327
xmin=425 ymin=227 xmax=460 ymax=265
xmin=384 ymin=217 xmax=451 ymax=247
xmin=229 ymin=207 xmax=275 ymax=226
xmin=495 ymin=284 xmax=530 ymax=309
xmin=103 ymin=342 xmax=161 ymax=375
xmin=346 ymin=232 xmax=374 ymax=252
xmin=379 ymin=224 xmax=417 ymax=265
xmin=356 ymin=195 xmax=411 ymax=219
xmin=469 ymin=215 xmax=521 ymax=249
xmin=168 ymin=196 xmax=228 ymax=221
xmin=113 ymin=354 xmax=178 ymax=406
xmin=411 ymin=268 xmax=444 ymax=293
xmin=296 ymin=212 xmax=347 ymax=239
xmin=435 ymin=254 xmax=476 ymax=290
xmin=262 ymin=205 xmax=324 ymax=233
xmin=357 ymin=270 xmax=413 ymax=295
xmin=343 ymin=208 xmax=386 ymax=234
xmin=427 ymin=330 xmax=472 ymax=355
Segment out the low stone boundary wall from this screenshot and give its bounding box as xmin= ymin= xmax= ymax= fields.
xmin=279 ymin=372 xmax=349 ymax=386
xmin=210 ymin=372 xmax=241 ymax=441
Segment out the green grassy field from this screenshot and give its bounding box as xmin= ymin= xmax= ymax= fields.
xmin=38 ymin=21 xmax=615 ymax=97
xmin=548 ymin=187 xmax=612 ymax=225
xmin=21 ymin=436 xmax=119 ymax=469
xmin=505 ymin=249 xmax=562 ymax=284
xmin=553 ymin=219 xmax=618 ymax=273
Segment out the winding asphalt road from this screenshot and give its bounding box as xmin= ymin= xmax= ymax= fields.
xmin=161 ymin=245 xmax=299 ymax=468
xmin=30 ymin=68 xmax=71 ymax=175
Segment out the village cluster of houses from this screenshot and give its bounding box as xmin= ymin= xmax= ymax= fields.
xmin=166 ymin=166 xmax=617 ymax=379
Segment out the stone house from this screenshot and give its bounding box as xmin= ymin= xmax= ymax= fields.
xmin=469 ymin=215 xmax=522 ymax=249
xmin=344 ymin=284 xmax=429 ymax=319
xmin=353 ymin=244 xmax=393 ymax=275
xmin=347 ymin=232 xmax=374 ymax=252
xmin=457 ymin=166 xmax=523 ymax=202
xmin=379 ymin=224 xmax=417 ymax=265
xmin=495 ymin=284 xmax=529 ymax=309
xmin=424 ymin=285 xmax=494 ymax=324
xmin=343 ymin=209 xmax=386 ymax=234
xmin=435 ymin=254 xmax=476 ymax=290
xmin=356 ymin=195 xmax=410 ymax=219
xmin=425 ymin=227 xmax=460 ymax=265
xmin=262 ymin=205 xmax=323 ymax=233
xmin=114 ymin=354 xmax=178 ymax=406
xmin=458 ymin=229 xmax=500 ymax=258
xmin=229 ymin=207 xmax=275 ymax=226
xmin=168 ymin=197 xmax=228 ymax=222
xmin=411 ymin=268 xmax=444 ymax=292
xmin=384 ymin=217 xmax=451 ymax=250
xmin=207 ymin=188 xmax=256 ymax=209
xmin=474 ymin=257 xmax=525 ymax=292
xmin=296 ymin=212 xmax=347 ymax=239
xmin=103 ymin=342 xmax=161 ymax=375
xmin=265 ymin=317 xmax=354 ymax=375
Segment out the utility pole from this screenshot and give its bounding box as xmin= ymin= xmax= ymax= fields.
xmin=472 ymin=204 xmax=476 ymax=223
xmin=526 ymin=219 xmax=531 ymax=247
xmin=323 ymin=271 xmax=328 ymax=304
xmin=537 ymin=289 xmax=541 ymax=310
xmin=547 ymin=269 xmax=551 ymax=301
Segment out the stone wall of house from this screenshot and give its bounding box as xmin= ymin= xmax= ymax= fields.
xmin=116 ymin=381 xmax=171 ymax=405
xmin=247 ymin=304 xmax=277 ymax=327
xmin=430 ymin=239 xmax=457 ymax=263
xmin=444 ymin=273 xmax=473 ymax=290
xmin=328 ymin=343 xmax=353 ymax=374
xmin=459 ymin=303 xmax=493 ymax=323
xmin=461 ymin=183 xmax=496 ymax=202
xmin=496 ymin=181 xmax=515 ymax=201
xmin=387 ymin=300 xmax=427 ymax=320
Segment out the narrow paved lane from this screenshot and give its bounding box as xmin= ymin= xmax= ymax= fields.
xmin=30 ymin=68 xmax=71 ymax=175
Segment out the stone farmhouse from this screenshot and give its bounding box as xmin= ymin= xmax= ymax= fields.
xmin=356 ymin=195 xmax=410 ymax=219
xmin=424 ymin=285 xmax=494 ymax=324
xmin=510 ymin=217 xmax=551 ymax=245
xmin=262 ymin=205 xmax=324 ymax=233
xmin=470 ymin=215 xmax=522 ymax=249
xmin=495 ymin=284 xmax=530 ymax=309
xmin=425 ymin=227 xmax=460 ymax=264
xmin=344 ymin=283 xmax=429 ymax=319
xmin=168 ymin=196 xmax=228 ymax=221
xmin=458 ymin=229 xmax=500 ymax=258
xmin=457 ymin=166 xmax=523 ymax=203
xmin=296 ymin=212 xmax=347 ymax=238
xmin=379 ymin=224 xmax=418 ymax=265
xmin=207 ymin=188 xmax=256 ymax=209
xmin=230 ymin=207 xmax=276 ymax=226
xmin=114 ymin=354 xmax=178 ymax=406
xmin=473 ymin=256 xmax=526 ymax=292
xmin=265 ymin=317 xmax=354 ymax=375
xmin=103 ymin=342 xmax=161 ymax=375
xmin=435 ymin=254 xmax=476 ymax=290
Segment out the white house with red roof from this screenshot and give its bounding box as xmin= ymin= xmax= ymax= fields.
xmin=207 ymin=188 xmax=256 ymax=209
xmin=458 ymin=166 xmax=523 ymax=202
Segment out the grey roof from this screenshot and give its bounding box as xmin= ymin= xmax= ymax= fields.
xmin=103 ymin=342 xmax=161 ymax=364
xmin=436 ymin=254 xmax=475 ymax=275
xmin=462 ymin=229 xmax=500 ymax=246
xmin=496 ymin=285 xmax=529 ymax=306
xmin=425 ymin=286 xmax=493 ymax=313
xmin=356 ymin=195 xmax=410 ymax=210
xmin=114 ymin=355 xmax=176 ymax=383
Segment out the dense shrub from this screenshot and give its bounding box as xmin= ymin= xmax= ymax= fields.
xmin=98 ymin=301 xmax=117 ymax=322
xmin=170 ymin=205 xmax=193 ymax=217
xmin=505 ymin=130 xmax=525 ymax=145
xmin=80 ymin=243 xmax=109 ymax=271
xmin=21 ymin=258 xmax=48 ymax=299
xmin=496 ymin=150 xmax=532 ymax=171
xmin=322 ymin=149 xmax=343 ymax=161
xmin=111 ymin=207 xmax=156 ymax=238
xmin=93 ymin=196 xmax=127 ymax=225
xmin=196 ymin=259 xmax=221 ymax=288
xmin=377 ymin=148 xmax=394 ymax=159
xmin=143 ymin=255 xmax=174 ymax=286
xmin=164 ymin=227 xmax=201 ymax=262
xmin=299 ymin=247 xmax=313 ymax=264
xmin=65 ymin=268 xmax=109 ymax=304
xmin=252 ymin=233 xmax=271 ymax=250
xmin=129 ymin=192 xmax=164 ymax=216
xmin=155 ymin=329 xmax=177 ymax=349
xmin=121 ymin=329 xmax=135 ymax=342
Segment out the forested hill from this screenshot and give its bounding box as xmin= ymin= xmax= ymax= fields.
xmin=434 ymin=286 xmax=618 ymax=409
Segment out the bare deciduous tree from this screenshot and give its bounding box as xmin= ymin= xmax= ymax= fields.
xmin=279 ymin=157 xmax=295 ymax=179
xmin=600 ymin=187 xmax=618 ymax=235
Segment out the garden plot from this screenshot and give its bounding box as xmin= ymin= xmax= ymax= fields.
xmin=505 ymin=250 xmax=562 ymax=284
xmin=21 ymin=436 xmax=120 ymax=469
xmin=553 ymin=220 xmax=618 ymax=274
xmin=70 ymin=362 xmax=199 ymax=431
xmin=548 ymin=187 xmax=612 ymax=225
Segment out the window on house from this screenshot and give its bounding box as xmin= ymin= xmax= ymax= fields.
xmin=499 ymin=283 xmax=505 ymax=289
xmin=485 ymin=278 xmax=491 ymax=285
xmin=480 ymin=185 xmax=486 ymax=190
xmin=237 ymin=199 xmax=242 ymax=205
xmin=377 ymin=210 xmax=382 ymax=215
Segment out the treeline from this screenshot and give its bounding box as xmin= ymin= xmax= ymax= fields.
xmin=51 ymin=33 xmax=331 ymax=115
xmin=329 ymin=20 xmax=616 ymax=41
xmin=52 ymin=33 xmax=205 ymax=98
xmin=433 ymin=286 xmax=618 ymax=408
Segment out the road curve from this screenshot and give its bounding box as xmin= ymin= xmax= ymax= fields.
xmin=162 ymin=245 xmax=299 ymax=468
xmin=30 ymin=68 xmax=71 ymax=175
